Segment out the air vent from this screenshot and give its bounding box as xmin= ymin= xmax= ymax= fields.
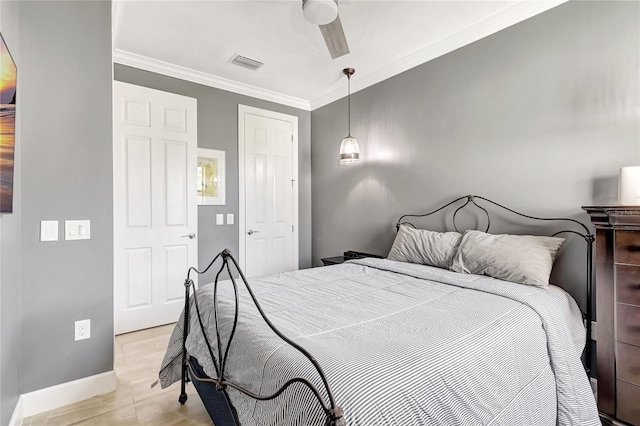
xmin=230 ymin=54 xmax=264 ymax=71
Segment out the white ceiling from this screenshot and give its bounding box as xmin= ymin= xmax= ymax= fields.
xmin=113 ymin=0 xmax=566 ymax=110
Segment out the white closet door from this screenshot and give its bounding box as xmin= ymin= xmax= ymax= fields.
xmin=239 ymin=105 xmax=298 ymax=277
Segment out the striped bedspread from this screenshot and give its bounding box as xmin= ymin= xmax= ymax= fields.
xmin=160 ymin=258 xmax=600 ymax=425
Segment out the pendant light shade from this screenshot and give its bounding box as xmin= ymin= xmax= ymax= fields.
xmin=340 ymin=68 xmax=359 ymax=165
xmin=340 ymin=135 xmax=359 ymax=165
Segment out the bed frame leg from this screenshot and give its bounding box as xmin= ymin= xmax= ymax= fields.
xmin=179 ymin=278 xmax=192 ymax=405
xmin=326 ymin=407 xmax=345 ymax=426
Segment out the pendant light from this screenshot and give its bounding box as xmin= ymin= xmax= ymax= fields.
xmin=340 ymin=68 xmax=359 ymax=165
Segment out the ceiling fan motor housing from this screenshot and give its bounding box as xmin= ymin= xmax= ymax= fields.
xmin=302 ymin=0 xmax=339 ymax=26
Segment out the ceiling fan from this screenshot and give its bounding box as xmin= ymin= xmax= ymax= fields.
xmin=302 ymin=0 xmax=350 ymax=59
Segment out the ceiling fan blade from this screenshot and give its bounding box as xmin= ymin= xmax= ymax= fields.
xmin=319 ymin=15 xmax=349 ymax=59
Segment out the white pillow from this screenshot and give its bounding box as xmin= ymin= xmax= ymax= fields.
xmin=387 ymin=225 xmax=462 ymax=269
xmin=449 ymin=230 xmax=565 ymax=287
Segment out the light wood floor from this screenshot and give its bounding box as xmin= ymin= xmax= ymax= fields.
xmin=24 ymin=324 xmax=212 ymax=425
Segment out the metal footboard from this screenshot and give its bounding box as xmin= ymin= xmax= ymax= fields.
xmin=178 ymin=249 xmax=345 ymax=426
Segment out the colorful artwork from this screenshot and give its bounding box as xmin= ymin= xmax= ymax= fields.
xmin=0 ymin=33 xmax=16 ymax=213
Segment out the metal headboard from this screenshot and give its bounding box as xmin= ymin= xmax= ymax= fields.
xmin=178 ymin=249 xmax=345 ymax=426
xmin=396 ymin=194 xmax=595 ymax=375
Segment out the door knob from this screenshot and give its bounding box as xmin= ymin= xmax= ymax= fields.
xmin=181 ymin=233 xmax=196 ymax=239
xmin=247 ymin=229 xmax=260 ymax=235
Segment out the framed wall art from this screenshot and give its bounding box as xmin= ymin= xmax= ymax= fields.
xmin=0 ymin=32 xmax=17 ymax=213
xmin=197 ymin=148 xmax=225 ymax=206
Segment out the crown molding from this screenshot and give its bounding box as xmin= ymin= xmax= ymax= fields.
xmin=113 ymin=50 xmax=311 ymax=111
xmin=309 ymin=0 xmax=568 ymax=110
xmin=113 ymin=0 xmax=566 ymax=112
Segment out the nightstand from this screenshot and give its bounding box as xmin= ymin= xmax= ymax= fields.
xmin=321 ymin=256 xmax=347 ymax=266
xmin=321 ymin=251 xmax=384 ymax=266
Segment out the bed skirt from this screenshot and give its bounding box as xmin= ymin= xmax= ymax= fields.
xmin=189 ymin=356 xmax=237 ymax=426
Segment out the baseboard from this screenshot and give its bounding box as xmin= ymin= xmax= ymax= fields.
xmin=21 ymin=370 xmax=116 ymax=418
xmin=8 ymin=395 xmax=24 ymax=426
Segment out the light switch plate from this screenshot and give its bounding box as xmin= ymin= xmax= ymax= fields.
xmin=226 ymin=214 xmax=234 ymax=225
xmin=40 ymin=220 xmax=59 ymax=242
xmin=65 ymin=220 xmax=91 ymax=240
xmin=216 ymin=214 xmax=224 ymax=225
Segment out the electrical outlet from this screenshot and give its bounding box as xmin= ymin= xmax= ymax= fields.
xmin=75 ymin=319 xmax=91 ymax=341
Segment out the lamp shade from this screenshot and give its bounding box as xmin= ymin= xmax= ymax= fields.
xmin=302 ymin=0 xmax=338 ymax=25
xmin=619 ymin=166 xmax=640 ymax=205
xmin=340 ymin=136 xmax=359 ymax=165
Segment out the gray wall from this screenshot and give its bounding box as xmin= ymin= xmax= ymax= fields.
xmin=0 ymin=0 xmax=636 ymax=420
xmin=17 ymin=1 xmax=113 ymax=393
xmin=311 ymin=0 xmax=639 ymax=313
xmin=0 ymin=1 xmax=21 ymax=423
xmin=114 ymin=65 xmax=313 ymax=283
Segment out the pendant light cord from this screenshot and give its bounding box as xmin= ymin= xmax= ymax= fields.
xmin=347 ymin=73 xmax=351 ymax=136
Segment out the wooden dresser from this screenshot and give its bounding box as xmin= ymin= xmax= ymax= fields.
xmin=583 ymin=206 xmax=640 ymax=425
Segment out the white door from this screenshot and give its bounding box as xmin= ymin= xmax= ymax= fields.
xmin=238 ymin=105 xmax=298 ymax=277
xmin=113 ymin=81 xmax=198 ymax=335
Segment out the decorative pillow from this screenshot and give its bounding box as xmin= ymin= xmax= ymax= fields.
xmin=449 ymin=230 xmax=565 ymax=287
xmin=387 ymin=225 xmax=463 ymax=269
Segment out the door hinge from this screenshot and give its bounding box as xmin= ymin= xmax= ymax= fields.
xmin=291 ymin=135 xmax=293 ymax=142
xmin=292 ymin=225 xmax=294 ymax=232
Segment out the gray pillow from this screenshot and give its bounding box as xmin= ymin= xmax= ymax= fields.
xmin=449 ymin=230 xmax=565 ymax=287
xmin=387 ymin=225 xmax=462 ymax=269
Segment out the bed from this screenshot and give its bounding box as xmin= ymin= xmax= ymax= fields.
xmin=159 ymin=195 xmax=600 ymax=426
